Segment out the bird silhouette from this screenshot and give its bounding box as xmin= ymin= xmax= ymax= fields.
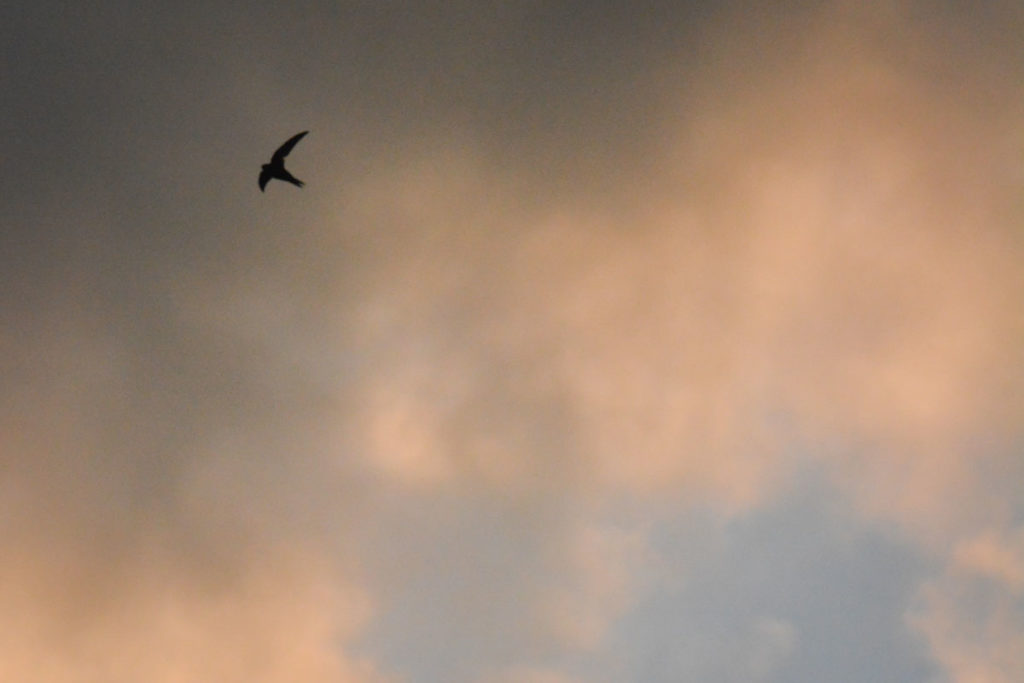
xmin=259 ymin=131 xmax=308 ymax=191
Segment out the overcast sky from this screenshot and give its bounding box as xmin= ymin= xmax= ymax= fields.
xmin=2 ymin=1 xmax=1022 ymax=681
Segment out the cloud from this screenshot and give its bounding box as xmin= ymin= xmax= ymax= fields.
xmin=0 ymin=532 xmax=385 ymax=683
xmin=535 ymin=524 xmax=650 ymax=650
xmin=748 ymin=617 xmax=799 ymax=679
xmin=2 ymin=2 xmax=1022 ymax=682
xmin=326 ymin=6 xmax=1023 ymax=677
xmin=339 ymin=11 xmax=1023 ymax=528
xmin=910 ymin=528 xmax=1024 ymax=683
xmin=953 ymin=529 xmax=1024 ymax=594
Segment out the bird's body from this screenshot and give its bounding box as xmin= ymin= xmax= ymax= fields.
xmin=259 ymin=131 xmax=308 ymax=191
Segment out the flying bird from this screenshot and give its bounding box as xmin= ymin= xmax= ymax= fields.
xmin=259 ymin=131 xmax=308 ymax=191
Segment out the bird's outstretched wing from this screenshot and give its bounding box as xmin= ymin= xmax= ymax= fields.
xmin=258 ymin=167 xmax=272 ymax=192
xmin=277 ymin=168 xmax=305 ymax=188
xmin=271 ymin=131 xmax=308 ymax=163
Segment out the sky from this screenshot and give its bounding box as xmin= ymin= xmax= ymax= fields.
xmin=2 ymin=1 xmax=1022 ymax=681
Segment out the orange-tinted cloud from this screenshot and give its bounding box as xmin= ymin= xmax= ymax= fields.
xmin=3 ymin=2 xmax=1022 ymax=682
xmin=910 ymin=527 xmax=1024 ymax=683
xmin=0 ymin=530 xmax=384 ymax=682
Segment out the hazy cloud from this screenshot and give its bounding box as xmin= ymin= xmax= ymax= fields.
xmin=2 ymin=1 xmax=1022 ymax=681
